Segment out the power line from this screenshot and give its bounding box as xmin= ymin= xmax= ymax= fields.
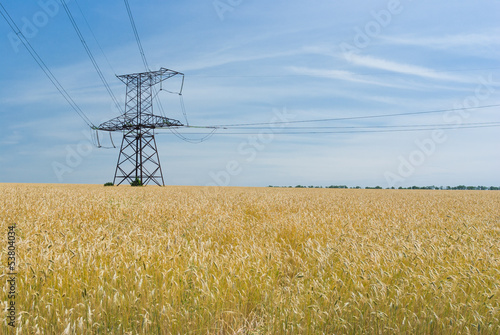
xmin=208 ymin=104 xmax=500 ymax=128
xmin=168 ymin=127 xmax=217 ymax=143
xmin=121 ymin=0 xmax=168 ymax=119
xmin=180 ymin=94 xmax=190 ymax=126
xmin=160 ymin=123 xmax=500 ymax=136
xmin=211 ymin=121 xmax=500 ymax=130
xmin=0 ymin=2 xmax=94 ymax=128
xmin=60 ymin=0 xmax=123 ymax=114
xmin=123 ymin=0 xmax=149 ymax=71
xmin=121 ymin=0 xmax=199 ymax=143
xmin=73 ymin=0 xmax=117 ymax=75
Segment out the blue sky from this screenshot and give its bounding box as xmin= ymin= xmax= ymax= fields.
xmin=0 ymin=0 xmax=499 ymax=187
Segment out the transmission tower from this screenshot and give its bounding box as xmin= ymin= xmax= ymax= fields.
xmin=96 ymin=68 xmax=184 ymax=186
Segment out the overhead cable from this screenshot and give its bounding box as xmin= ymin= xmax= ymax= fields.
xmin=211 ymin=121 xmax=500 ymax=130
xmin=73 ymin=0 xmax=118 ymax=75
xmin=160 ymin=123 xmax=500 ymax=136
xmin=60 ymin=0 xmax=123 ymax=114
xmin=0 ymin=2 xmax=94 ymax=128
xmin=208 ymin=104 xmax=500 ymax=128
xmin=123 ymin=0 xmax=149 ymax=71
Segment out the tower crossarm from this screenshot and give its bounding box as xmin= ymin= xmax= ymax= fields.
xmin=96 ymin=114 xmax=183 ymax=132
xmin=116 ymin=67 xmax=183 ymax=86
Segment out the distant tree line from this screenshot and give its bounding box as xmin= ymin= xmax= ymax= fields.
xmin=268 ymin=185 xmax=500 ymax=191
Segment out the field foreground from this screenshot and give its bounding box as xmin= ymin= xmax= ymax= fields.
xmin=1 ymin=184 xmax=499 ymax=334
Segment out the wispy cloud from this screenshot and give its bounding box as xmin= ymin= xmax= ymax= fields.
xmin=287 ymin=65 xmax=474 ymax=95
xmin=382 ymin=31 xmax=500 ymax=49
xmin=0 ymin=131 xmax=23 ymax=145
xmin=180 ymin=49 xmax=300 ymax=72
xmin=346 ymin=54 xmax=464 ymax=82
xmin=288 ymin=66 xmax=407 ymax=89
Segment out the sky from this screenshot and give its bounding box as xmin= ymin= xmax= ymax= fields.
xmin=0 ymin=0 xmax=499 ymax=187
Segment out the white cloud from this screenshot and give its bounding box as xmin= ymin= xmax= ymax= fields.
xmin=383 ymin=31 xmax=500 ymax=49
xmin=289 ymin=66 xmax=393 ymax=86
xmin=0 ymin=131 xmax=23 ymax=145
xmin=347 ymin=54 xmax=465 ymax=82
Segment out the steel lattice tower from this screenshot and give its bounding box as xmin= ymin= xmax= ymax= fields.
xmin=96 ymin=68 xmax=184 ymax=186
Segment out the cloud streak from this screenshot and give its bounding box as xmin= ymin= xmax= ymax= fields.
xmin=383 ymin=31 xmax=500 ymax=50
xmin=346 ymin=54 xmax=465 ymax=82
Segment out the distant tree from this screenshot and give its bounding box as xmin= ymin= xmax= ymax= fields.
xmin=104 ymin=182 xmax=114 ymax=186
xmin=131 ymin=177 xmax=143 ymax=187
xmin=285 ymin=184 xmax=496 ymax=190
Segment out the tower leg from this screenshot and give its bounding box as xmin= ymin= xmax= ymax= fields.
xmin=113 ymin=135 xmax=127 ymax=186
xmin=113 ymin=128 xmax=165 ymax=186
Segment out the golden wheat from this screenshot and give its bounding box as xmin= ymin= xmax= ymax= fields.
xmin=0 ymin=184 xmax=499 ymax=334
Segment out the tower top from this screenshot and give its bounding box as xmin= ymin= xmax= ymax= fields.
xmin=116 ymin=68 xmax=183 ymax=85
xmin=96 ymin=68 xmax=184 ymax=132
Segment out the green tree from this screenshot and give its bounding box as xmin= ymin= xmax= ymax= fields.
xmin=131 ymin=178 xmax=143 ymax=187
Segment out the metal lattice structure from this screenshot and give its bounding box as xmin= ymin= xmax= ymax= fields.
xmin=96 ymin=68 xmax=184 ymax=186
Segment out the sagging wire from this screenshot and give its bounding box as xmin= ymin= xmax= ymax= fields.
xmin=109 ymin=132 xmax=116 ymax=148
xmin=175 ymin=75 xmax=191 ymax=133
xmin=180 ymin=94 xmax=189 ymax=126
xmin=159 ymin=74 xmax=185 ymax=95
xmin=164 ymin=123 xmax=225 ymax=143
xmin=155 ymin=73 xmax=197 ymax=141
xmin=167 ymin=127 xmax=217 ymax=144
xmin=90 ymin=127 xmax=99 ymax=147
xmin=154 ymin=85 xmax=167 ymax=118
xmin=208 ymin=104 xmax=500 ymax=128
xmin=154 ymin=74 xmax=183 ymax=118
xmin=162 ymin=123 xmax=500 ymax=135
xmin=93 ymin=129 xmax=117 ymax=149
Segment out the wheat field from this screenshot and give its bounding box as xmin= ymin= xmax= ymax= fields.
xmin=0 ymin=184 xmax=499 ymax=334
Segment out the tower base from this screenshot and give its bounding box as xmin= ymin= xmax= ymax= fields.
xmin=113 ymin=128 xmax=165 ymax=186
